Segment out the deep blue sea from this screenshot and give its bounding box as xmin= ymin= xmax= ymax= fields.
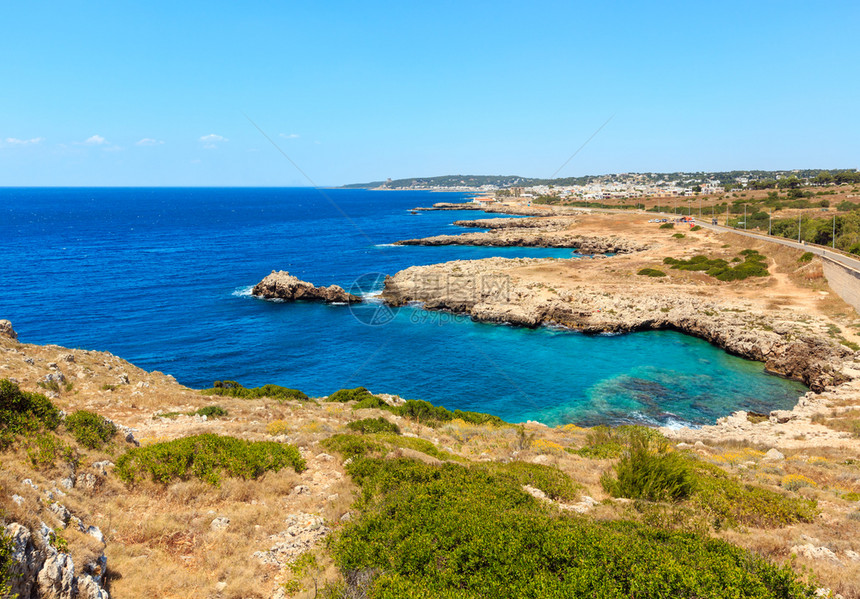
xmin=0 ymin=187 xmax=806 ymax=427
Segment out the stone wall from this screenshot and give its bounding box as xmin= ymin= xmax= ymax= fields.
xmin=823 ymin=256 xmax=860 ymax=316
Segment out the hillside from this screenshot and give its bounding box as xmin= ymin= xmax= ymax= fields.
xmin=1 ymin=316 xmax=859 ymax=598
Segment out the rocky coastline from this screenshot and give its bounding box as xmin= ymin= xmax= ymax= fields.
xmin=381 ymin=255 xmax=860 ymax=448
xmin=397 ymin=215 xmax=650 ymax=254
xmin=252 ymin=270 xmax=360 ymax=304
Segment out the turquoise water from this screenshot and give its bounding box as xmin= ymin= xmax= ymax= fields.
xmin=0 ymin=187 xmax=807 ymax=427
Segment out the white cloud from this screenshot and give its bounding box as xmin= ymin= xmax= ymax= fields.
xmin=135 ymin=138 xmax=164 ymax=146
xmin=200 ymin=133 xmax=227 ymax=149
xmin=279 ymin=133 xmax=300 ymax=139
xmin=5 ymin=137 xmax=43 ymax=145
xmin=83 ymin=134 xmax=107 ymax=145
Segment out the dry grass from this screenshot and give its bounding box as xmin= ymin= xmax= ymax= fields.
xmin=2 ymin=277 xmax=860 ymax=597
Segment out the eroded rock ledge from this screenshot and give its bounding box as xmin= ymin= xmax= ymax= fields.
xmin=252 ymin=271 xmax=360 ymax=304
xmin=398 ymin=214 xmax=649 ymax=254
xmin=381 ymin=258 xmax=852 ymax=392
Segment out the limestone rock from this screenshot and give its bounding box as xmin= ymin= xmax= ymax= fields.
xmin=48 ymin=502 xmax=72 ymax=526
xmin=210 ymin=516 xmax=230 ymax=531
xmin=791 ymin=544 xmax=842 ymax=565
xmin=763 ymin=448 xmax=785 ymax=461
xmin=253 ymin=513 xmax=329 ymax=567
xmin=0 ymin=319 xmax=17 ymax=341
xmin=77 ymin=573 xmax=110 ymax=599
xmin=5 ymin=523 xmax=46 ymax=599
xmin=37 ymin=553 xmax=76 ymax=599
xmin=252 ymin=271 xmax=361 ymax=304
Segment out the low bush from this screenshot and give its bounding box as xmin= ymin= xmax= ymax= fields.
xmin=331 ymin=456 xmax=816 ymax=598
xmin=329 ymin=387 xmax=378 ymax=403
xmin=481 ymin=460 xmax=581 ymax=501
xmin=598 ymin=429 xmax=817 ymax=528
xmin=659 ymin=222 xmax=674 ymax=229
xmin=693 ymin=464 xmax=817 ymax=528
xmin=202 ymin=380 xmax=308 ymax=402
xmin=0 ymin=531 xmax=12 ymax=598
xmin=194 ymin=405 xmax=228 ymax=419
xmin=395 ymin=399 xmax=504 ymax=427
xmin=664 ymin=250 xmax=769 ymax=281
xmin=690 ymin=225 xmax=702 ymax=231
xmin=798 ymin=251 xmax=814 ymax=263
xmin=672 ymin=233 xmax=686 ymax=239
xmin=574 ymin=425 xmax=665 ymax=459
xmin=0 ymin=379 xmax=61 ymax=448
xmin=116 ymin=433 xmax=305 ymax=485
xmin=601 ymin=433 xmax=694 ymax=501
xmin=64 ymin=410 xmax=117 ymax=449
xmin=330 ymin=390 xmax=506 ymax=427
xmin=347 ymin=417 xmax=400 ymax=435
xmin=637 ymin=268 xmax=666 ymax=277
xmin=26 ymin=432 xmax=77 ymax=470
xmin=322 ymin=434 xmax=386 ymax=459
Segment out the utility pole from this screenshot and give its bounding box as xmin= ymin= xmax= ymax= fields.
xmin=769 ymin=211 xmax=772 ymax=236
xmin=833 ymin=214 xmax=837 ymax=248
xmin=798 ymin=213 xmax=802 ymax=243
xmin=744 ymin=204 xmax=747 ymax=230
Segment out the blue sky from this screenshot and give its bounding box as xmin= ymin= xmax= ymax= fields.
xmin=1 ymin=0 xmax=858 ymax=186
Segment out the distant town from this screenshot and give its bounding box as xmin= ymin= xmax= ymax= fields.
xmin=344 ymin=169 xmax=860 ymax=202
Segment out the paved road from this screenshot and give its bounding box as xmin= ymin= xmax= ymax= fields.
xmin=694 ymin=221 xmax=860 ymax=273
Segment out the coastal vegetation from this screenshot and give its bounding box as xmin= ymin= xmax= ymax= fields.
xmin=637 ymin=268 xmax=667 ymax=277
xmin=202 ymin=380 xmax=309 ymax=401
xmin=599 ymin=429 xmax=817 ymax=529
xmin=155 ymin=405 xmax=229 ymax=420
xmin=347 ymin=417 xmax=400 ymax=435
xmin=64 ymin=409 xmax=117 ymax=449
xmin=115 ymin=433 xmax=306 ymax=485
xmin=663 ymin=249 xmax=770 ymax=281
xmin=329 ymin=387 xmax=506 ymax=426
xmin=0 ymin=378 xmax=61 ymax=448
xmin=322 ymin=454 xmax=817 ymax=598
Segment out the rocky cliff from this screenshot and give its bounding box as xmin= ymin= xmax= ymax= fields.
xmin=252 ymin=271 xmax=361 ymax=304
xmin=381 ymin=258 xmax=852 ymax=392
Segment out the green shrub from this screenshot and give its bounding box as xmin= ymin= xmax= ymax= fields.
xmin=597 ymin=428 xmax=816 ymax=528
xmin=481 ymin=461 xmax=581 ymax=501
xmin=574 ymin=425 xmax=666 ymax=459
xmin=331 ymin=456 xmax=816 ymax=598
xmin=322 ymin=434 xmax=386 ymax=459
xmin=659 ymin=222 xmax=674 ymax=229
xmin=0 ymin=530 xmax=13 ymax=598
xmin=64 ymin=410 xmax=117 ymax=449
xmin=375 ymin=434 xmax=462 ymax=462
xmin=202 ymin=381 xmax=308 ymax=401
xmin=663 ymin=251 xmax=769 ymax=281
xmin=798 ymin=251 xmax=814 ymax=263
xmin=637 ymin=268 xmax=666 ymax=277
xmin=601 ymin=433 xmax=694 ymax=501
xmin=395 ymin=400 xmax=504 ymax=427
xmin=690 ymin=225 xmax=702 ymax=231
xmin=116 ymin=433 xmax=305 ymax=485
xmin=194 ymin=405 xmax=228 ymax=419
xmin=692 ymin=463 xmax=817 ymax=528
xmin=347 ymin=417 xmax=400 ymax=435
xmin=672 ymin=233 xmax=686 ymax=239
xmin=0 ymin=379 xmax=61 ymax=448
xmin=26 ymin=432 xmax=77 ymax=469
xmin=329 ymin=387 xmax=378 ymax=403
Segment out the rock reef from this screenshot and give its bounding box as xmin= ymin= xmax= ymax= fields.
xmin=397 ymin=215 xmax=649 ymax=254
xmin=252 ymin=271 xmax=360 ymax=304
xmin=381 ymin=258 xmax=852 ymax=392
